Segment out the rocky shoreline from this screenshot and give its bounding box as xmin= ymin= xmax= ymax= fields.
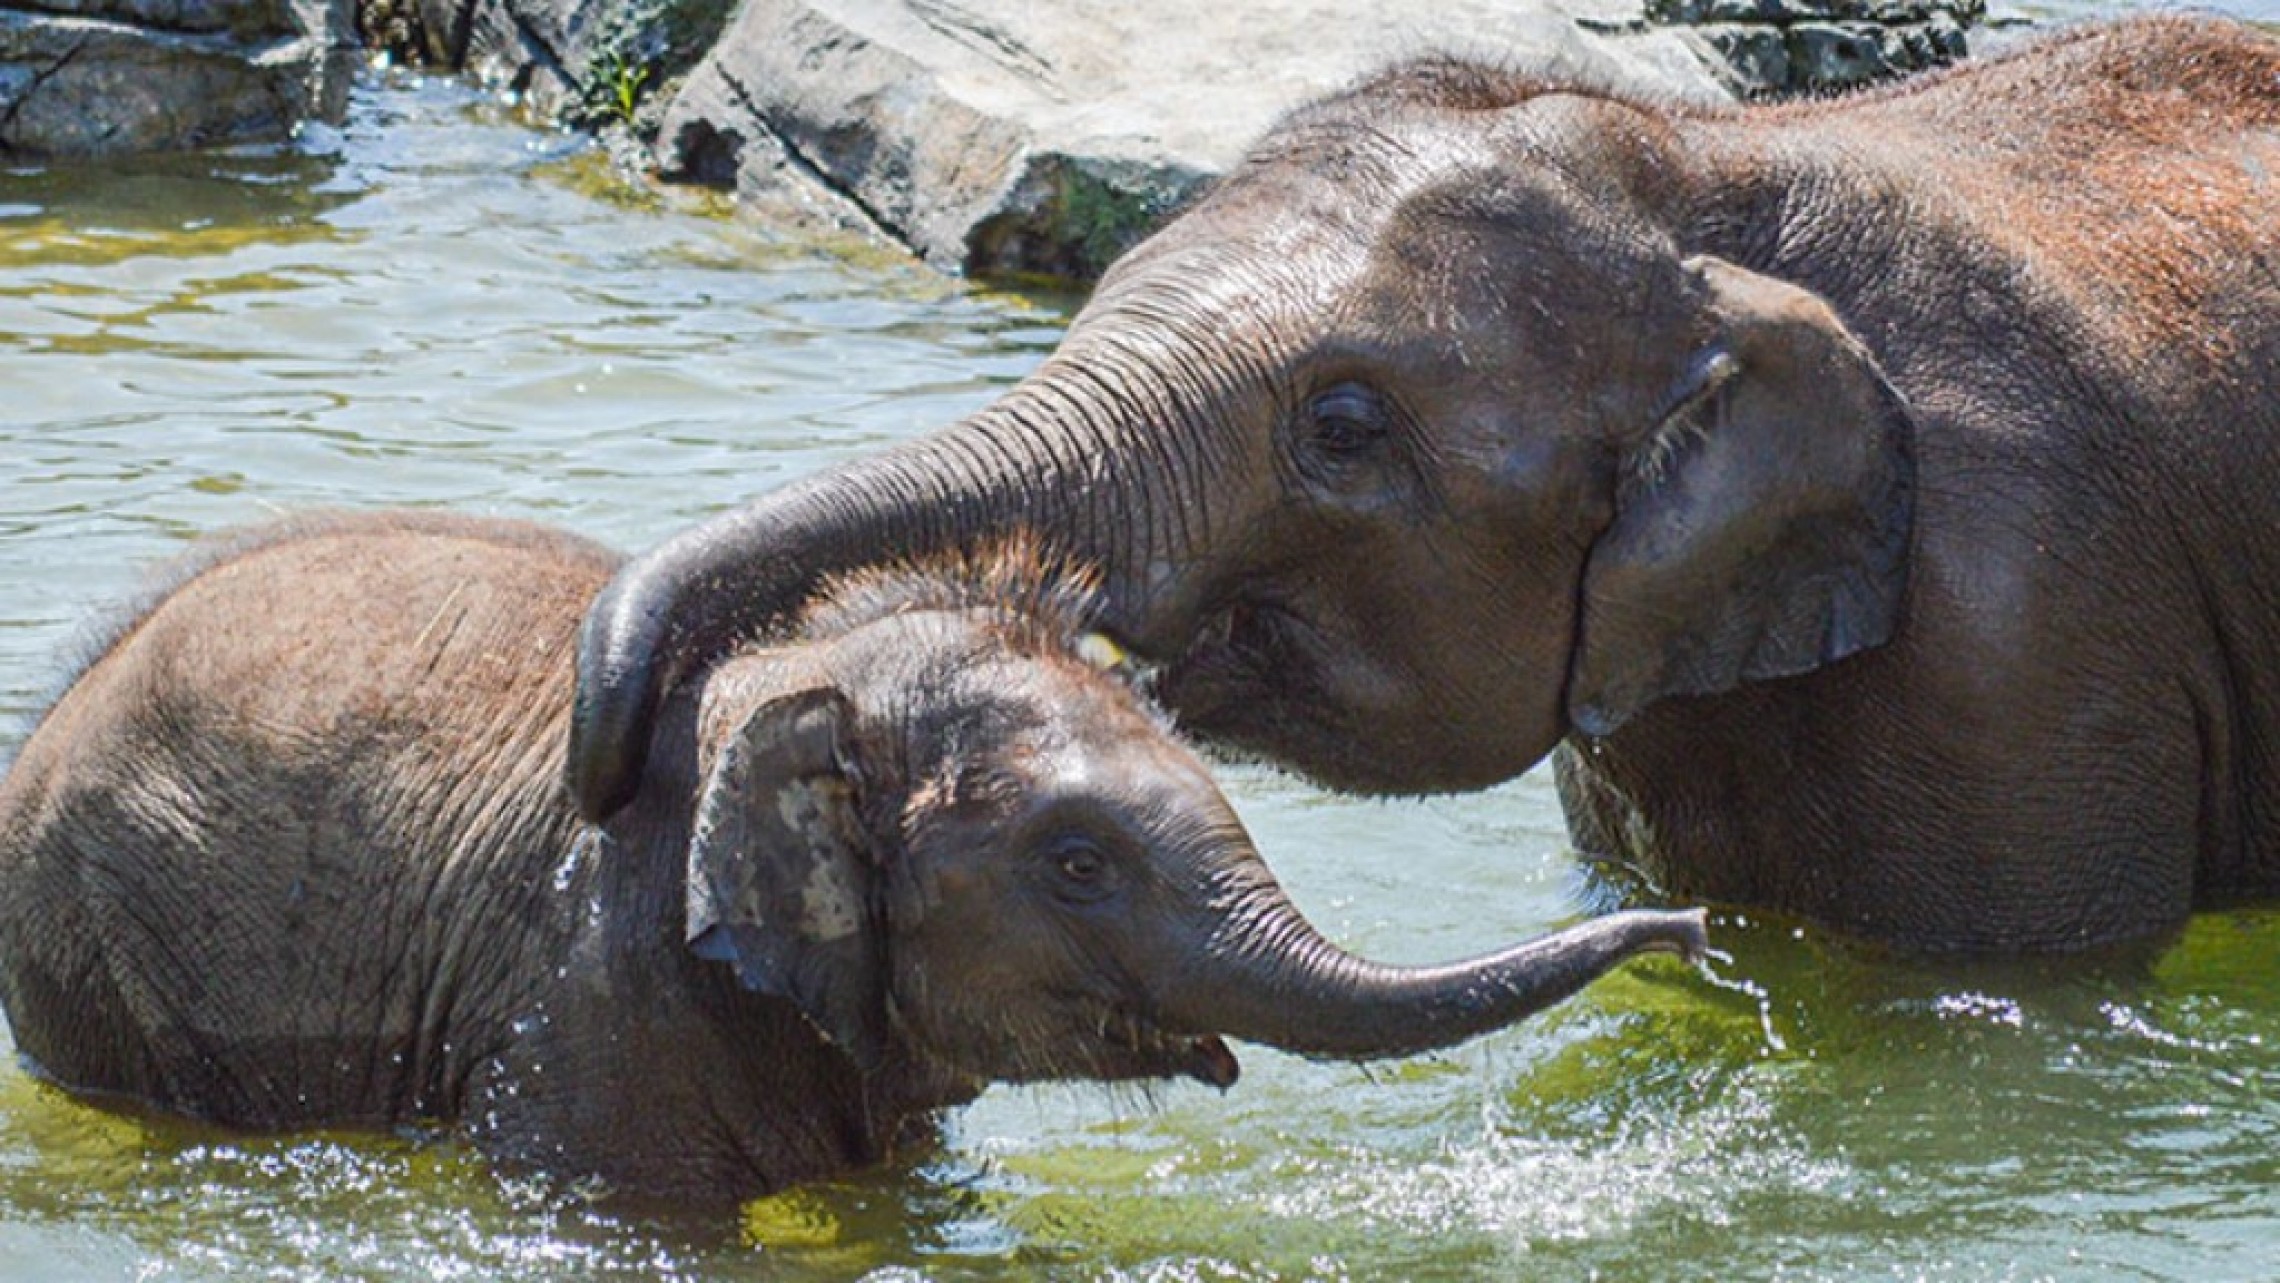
xmin=0 ymin=0 xmax=356 ymax=154
xmin=3 ymin=0 xmax=1984 ymax=280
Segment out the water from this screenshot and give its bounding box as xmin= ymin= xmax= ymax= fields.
xmin=2 ymin=41 xmax=2277 ymax=1283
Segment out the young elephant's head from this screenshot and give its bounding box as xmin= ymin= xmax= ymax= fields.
xmin=679 ymin=544 xmax=1705 ymax=1088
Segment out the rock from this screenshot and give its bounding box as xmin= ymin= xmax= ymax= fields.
xmin=1646 ymin=0 xmax=1981 ymax=95
xmin=0 ymin=0 xmax=354 ymax=155
xmin=15 ymin=0 xmax=289 ymax=34
xmin=1697 ymin=22 xmax=1791 ymax=89
xmin=646 ymin=0 xmax=1735 ymax=281
xmin=1788 ymin=20 xmax=1904 ymax=86
xmin=388 ymin=0 xmax=728 ymax=128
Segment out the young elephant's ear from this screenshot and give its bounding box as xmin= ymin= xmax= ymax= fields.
xmin=685 ymin=684 xmax=889 ymax=1070
xmin=1568 ymin=255 xmax=1915 ymax=737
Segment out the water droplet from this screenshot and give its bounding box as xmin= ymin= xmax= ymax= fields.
xmin=555 ymin=827 xmax=605 ymax=893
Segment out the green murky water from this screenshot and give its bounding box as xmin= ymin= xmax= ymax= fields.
xmin=3 ymin=42 xmax=2277 ymax=1283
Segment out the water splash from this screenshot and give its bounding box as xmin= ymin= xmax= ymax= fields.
xmin=1935 ymin=991 xmax=2026 ymax=1029
xmin=1694 ymin=948 xmax=1788 ymax=1055
xmin=1262 ymin=1084 xmax=1845 ymax=1255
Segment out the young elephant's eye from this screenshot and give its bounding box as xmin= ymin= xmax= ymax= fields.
xmin=1045 ymin=836 xmax=1117 ymax=905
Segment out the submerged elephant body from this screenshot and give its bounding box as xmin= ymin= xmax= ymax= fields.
xmin=0 ymin=512 xmax=1700 ymax=1200
xmin=573 ymin=17 xmax=2280 ymax=952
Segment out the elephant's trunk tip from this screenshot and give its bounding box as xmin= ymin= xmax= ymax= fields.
xmin=1636 ymin=906 xmax=1712 ymax=965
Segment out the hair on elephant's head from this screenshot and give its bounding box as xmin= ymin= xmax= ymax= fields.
xmin=569 ymin=59 xmax=1913 ymax=819
xmin=671 ymin=541 xmax=1706 ymax=1086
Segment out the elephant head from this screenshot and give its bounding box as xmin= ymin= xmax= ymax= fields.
xmin=573 ymin=62 xmax=1913 ymax=821
xmin=677 ymin=547 xmax=1706 ymax=1083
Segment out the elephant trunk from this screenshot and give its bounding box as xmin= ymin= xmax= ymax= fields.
xmin=572 ymin=389 xmax=1153 ymax=821
xmin=1174 ymin=887 xmax=1707 ymax=1062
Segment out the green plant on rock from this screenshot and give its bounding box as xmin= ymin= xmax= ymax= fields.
xmin=583 ymin=47 xmax=654 ymax=129
xmin=1056 ymin=174 xmax=1153 ymax=275
xmin=573 ymin=0 xmax=734 ymax=134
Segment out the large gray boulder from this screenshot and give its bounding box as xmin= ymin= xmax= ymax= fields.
xmin=647 ymin=0 xmax=1736 ymax=279
xmin=0 ymin=0 xmax=354 ymax=155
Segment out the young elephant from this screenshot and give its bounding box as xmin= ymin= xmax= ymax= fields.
xmin=0 ymin=511 xmax=1704 ymax=1202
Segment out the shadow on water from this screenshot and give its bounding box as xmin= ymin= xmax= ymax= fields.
xmin=0 ymin=149 xmax=352 ymax=274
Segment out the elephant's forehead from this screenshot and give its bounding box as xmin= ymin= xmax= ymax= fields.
xmin=1087 ymin=157 xmax=1590 ymax=351
xmin=1036 ymin=723 xmax=1217 ymax=818
xmin=1098 ymin=134 xmax=1500 ymax=300
xmin=937 ymin=655 xmax=1144 ymax=757
xmin=1001 ymin=678 xmax=1169 ymax=770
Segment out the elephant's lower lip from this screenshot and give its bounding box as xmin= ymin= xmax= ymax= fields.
xmin=1183 ymin=1035 xmax=1240 ymax=1090
xmin=1159 ymin=601 xmax=1288 ymax=701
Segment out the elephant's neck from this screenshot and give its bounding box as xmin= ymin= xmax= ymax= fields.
xmin=487 ymin=771 xmax=979 ymax=1201
xmin=1672 ymin=130 xmax=1873 ymax=280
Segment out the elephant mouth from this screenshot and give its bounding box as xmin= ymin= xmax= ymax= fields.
xmin=1153 ymin=598 xmax=1310 ymax=733
xmin=1182 ymin=1034 xmax=1240 ymax=1088
xmin=929 ymin=999 xmax=1240 ymax=1091
xmin=1154 ymin=597 xmax=1401 ymax=791
xmin=1081 ymin=1008 xmax=1242 ymax=1090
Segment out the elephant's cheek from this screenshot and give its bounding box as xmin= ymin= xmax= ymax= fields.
xmin=1293 ymin=661 xmax=1570 ymax=793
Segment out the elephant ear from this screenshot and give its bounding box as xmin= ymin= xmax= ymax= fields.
xmin=685 ymin=684 xmax=890 ymax=1070
xmin=1567 ymin=255 xmax=1915 ymax=737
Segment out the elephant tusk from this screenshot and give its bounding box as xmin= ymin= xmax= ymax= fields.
xmin=1076 ymin=632 xmax=1131 ymax=672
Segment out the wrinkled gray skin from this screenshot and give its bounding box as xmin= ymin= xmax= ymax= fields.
xmin=570 ymin=16 xmax=2280 ymax=953
xmin=0 ymin=512 xmax=1703 ymax=1202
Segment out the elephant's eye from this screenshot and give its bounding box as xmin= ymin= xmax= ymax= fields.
xmin=1307 ymin=382 xmax=1391 ymax=458
xmin=1044 ymin=836 xmax=1117 ymax=905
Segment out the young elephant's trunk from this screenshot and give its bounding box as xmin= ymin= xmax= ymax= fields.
xmin=1176 ymin=898 xmax=1707 ymax=1062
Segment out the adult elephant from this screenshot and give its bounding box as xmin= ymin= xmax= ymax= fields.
xmin=572 ymin=17 xmax=2280 ymax=953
